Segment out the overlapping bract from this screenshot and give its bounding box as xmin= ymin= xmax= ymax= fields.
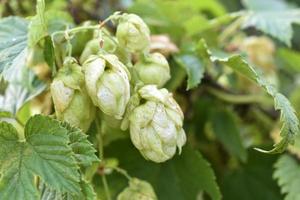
xmin=117 ymin=178 xmax=157 ymax=200
xmin=51 ymin=57 xmax=95 ymax=132
xmin=126 ymin=85 xmax=186 ymax=163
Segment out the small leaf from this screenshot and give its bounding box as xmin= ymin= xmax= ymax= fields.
xmin=274 ymin=154 xmax=300 ymax=200
xmin=197 ymin=39 xmax=299 ymax=154
xmin=242 ymin=0 xmax=300 ymax=46
xmin=174 ymin=54 xmax=205 ymax=90
xmin=43 ymin=36 xmax=56 ymax=76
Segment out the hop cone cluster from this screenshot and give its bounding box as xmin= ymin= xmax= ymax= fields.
xmin=50 ymin=12 xmax=186 ymax=163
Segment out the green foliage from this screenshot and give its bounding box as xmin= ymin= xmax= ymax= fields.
xmin=0 ymin=115 xmax=98 ymax=200
xmin=174 ymin=54 xmax=205 ymax=90
xmin=210 ymin=108 xmax=247 ymax=162
xmin=1 ymin=0 xmax=300 ymax=199
xmin=242 ymin=0 xmax=300 ymax=46
xmin=197 ymin=39 xmax=299 ymax=154
xmin=274 ymin=154 xmax=300 ymax=200
xmin=98 ymin=139 xmax=221 ymax=200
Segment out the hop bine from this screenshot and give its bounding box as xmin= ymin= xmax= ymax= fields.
xmin=122 ymin=85 xmax=186 ymax=163
xmin=50 ymin=57 xmax=95 ymax=132
xmin=83 ymin=54 xmax=131 ymax=119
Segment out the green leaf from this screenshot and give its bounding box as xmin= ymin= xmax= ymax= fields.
xmin=60 ymin=122 xmax=99 ymax=167
xmin=222 ymin=149 xmax=282 ymax=200
xmin=274 ymin=154 xmax=300 ymax=200
xmin=0 ymin=17 xmax=28 ymax=80
xmin=98 ymin=139 xmax=221 ymax=200
xmin=242 ymin=0 xmax=300 ymax=46
xmin=210 ymin=108 xmax=247 ymax=162
xmin=0 ymin=115 xmax=82 ymax=200
xmin=0 ymin=17 xmax=46 ymax=114
xmin=40 ymin=179 xmax=97 ymax=200
xmin=174 ymin=54 xmax=205 ymax=90
xmin=28 ymin=0 xmax=47 ymax=47
xmin=0 ymin=66 xmax=46 ymax=115
xmin=197 ymin=39 xmax=299 ymax=154
xmin=277 ymin=48 xmax=300 ymax=73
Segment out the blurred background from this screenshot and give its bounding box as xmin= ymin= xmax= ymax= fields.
xmin=2 ymin=0 xmax=300 ymax=199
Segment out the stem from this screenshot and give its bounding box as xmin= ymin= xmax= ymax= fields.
xmin=206 ymin=86 xmax=270 ymax=104
xmin=96 ymin=119 xmax=112 ymax=200
xmin=219 ymin=16 xmax=245 ymax=44
xmin=109 ymin=166 xmax=132 ymax=180
xmin=200 ymin=11 xmax=246 ymax=33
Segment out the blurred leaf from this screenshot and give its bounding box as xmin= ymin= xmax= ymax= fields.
xmin=28 ymin=0 xmax=47 ymax=47
xmin=242 ymin=0 xmax=291 ymax=11
xmin=242 ymin=0 xmax=300 ymax=46
xmin=210 ymin=108 xmax=247 ymax=162
xmin=197 ymin=39 xmax=299 ymax=154
xmin=174 ymin=54 xmax=205 ymax=90
xmin=0 ymin=16 xmax=45 ymax=114
xmin=0 ymin=67 xmax=45 ymax=115
xmin=0 ymin=17 xmax=28 ymax=80
xmin=277 ymin=48 xmax=300 ymax=73
xmin=221 ymin=149 xmax=282 ymax=200
xmin=99 ymin=139 xmax=221 ymax=200
xmin=43 ymin=35 xmax=56 ymax=75
xmin=274 ymin=154 xmax=300 ymax=200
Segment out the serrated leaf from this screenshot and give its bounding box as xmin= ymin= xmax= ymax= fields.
xmin=28 ymin=0 xmax=47 ymax=47
xmin=60 ymin=122 xmax=99 ymax=167
xmin=197 ymin=39 xmax=299 ymax=154
xmin=40 ymin=179 xmax=97 ymax=200
xmin=98 ymin=139 xmax=221 ymax=200
xmin=0 ymin=115 xmax=82 ymax=200
xmin=242 ymin=0 xmax=300 ymax=46
xmin=274 ymin=154 xmax=300 ymax=200
xmin=210 ymin=109 xmax=247 ymax=162
xmin=174 ymin=54 xmax=205 ymax=90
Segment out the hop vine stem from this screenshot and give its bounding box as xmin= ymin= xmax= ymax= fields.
xmin=96 ymin=119 xmax=112 ymax=200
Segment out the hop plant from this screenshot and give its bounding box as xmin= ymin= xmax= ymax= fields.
xmin=117 ymin=178 xmax=157 ymax=200
xmin=114 ymin=13 xmax=150 ymax=53
xmin=50 ymin=57 xmax=95 ymax=132
xmin=83 ymin=54 xmax=131 ymax=119
xmin=134 ymin=52 xmax=170 ymax=87
xmin=124 ymin=85 xmax=186 ymax=163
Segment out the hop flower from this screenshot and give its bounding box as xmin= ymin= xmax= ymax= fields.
xmin=115 ymin=13 xmax=150 ymax=53
xmin=50 ymin=57 xmax=95 ymax=132
xmin=128 ymin=85 xmax=186 ymax=163
xmin=83 ymin=54 xmax=130 ymax=119
xmin=117 ymin=178 xmax=157 ymax=200
xmin=134 ymin=53 xmax=170 ymax=87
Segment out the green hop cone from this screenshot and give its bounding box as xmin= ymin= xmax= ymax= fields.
xmin=83 ymin=54 xmax=130 ymax=119
xmin=117 ymin=178 xmax=157 ymax=200
xmin=128 ymin=85 xmax=186 ymax=163
xmin=134 ymin=52 xmax=170 ymax=87
xmin=50 ymin=57 xmax=95 ymax=132
xmin=115 ymin=13 xmax=150 ymax=53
